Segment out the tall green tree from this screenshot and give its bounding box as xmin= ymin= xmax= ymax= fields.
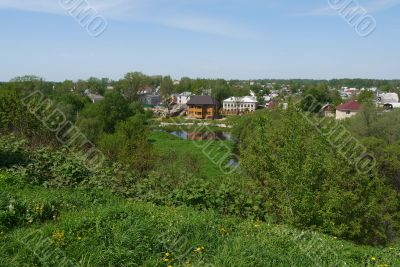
xmin=160 ymin=76 xmax=174 ymax=111
xmin=77 ymin=91 xmax=132 ymax=140
xmin=121 ymin=72 xmax=148 ymax=101
xmin=240 ymin=107 xmax=399 ymax=245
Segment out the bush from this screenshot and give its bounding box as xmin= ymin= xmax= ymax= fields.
xmin=0 ymin=135 xmax=27 ymax=168
xmin=22 ymin=148 xmax=92 ymax=187
xmin=0 ymin=192 xmax=59 ymax=230
xmin=239 ymin=107 xmax=400 ymax=245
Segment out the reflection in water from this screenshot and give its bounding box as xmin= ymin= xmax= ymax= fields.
xmin=169 ymin=131 xmax=233 ymax=141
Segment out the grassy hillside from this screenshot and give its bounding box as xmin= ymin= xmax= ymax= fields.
xmin=0 ymin=171 xmax=398 ymax=267
xmin=149 ymin=131 xmax=235 ymax=179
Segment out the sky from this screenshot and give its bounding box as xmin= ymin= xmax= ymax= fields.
xmin=0 ymin=0 xmax=399 ymax=81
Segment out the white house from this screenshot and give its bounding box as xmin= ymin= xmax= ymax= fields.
xmin=377 ymin=92 xmax=399 ymax=104
xmin=222 ymin=96 xmax=258 ymax=115
xmin=87 ymin=93 xmax=104 ymax=103
xmin=176 ymin=92 xmax=192 ymax=105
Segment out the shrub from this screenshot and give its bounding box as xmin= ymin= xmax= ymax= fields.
xmin=22 ymin=148 xmax=92 ymax=187
xmin=239 ymin=107 xmax=400 ymax=245
xmin=0 ymin=192 xmax=59 ymax=230
xmin=0 ymin=135 xmax=27 ymax=168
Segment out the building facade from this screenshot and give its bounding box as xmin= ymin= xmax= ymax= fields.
xmin=187 ymin=96 xmax=217 ymax=119
xmin=336 ymin=100 xmax=361 ymax=120
xmin=139 ymin=93 xmax=161 ymax=106
xmin=320 ymin=103 xmax=335 ymax=117
xmin=176 ymin=92 xmax=192 ymax=105
xmin=222 ymin=96 xmax=257 ymax=115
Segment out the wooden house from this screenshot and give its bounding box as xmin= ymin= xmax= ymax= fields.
xmin=187 ymin=96 xmax=218 ymax=119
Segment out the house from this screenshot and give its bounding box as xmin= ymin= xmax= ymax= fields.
xmin=139 ymin=93 xmax=161 ymax=106
xmin=138 ymin=85 xmax=162 ymax=106
xmin=87 ymin=93 xmax=104 ymax=103
xmin=320 ymin=103 xmax=335 ymax=117
xmin=176 ymin=92 xmax=192 ymax=105
xmin=377 ymin=92 xmax=400 ymax=110
xmin=187 ymin=96 xmax=218 ymax=119
xmin=342 ymin=87 xmax=359 ymax=97
xmin=377 ymin=92 xmax=399 ymax=104
xmin=139 ymin=85 xmax=154 ymax=95
xmin=336 ymin=100 xmax=362 ymax=120
xmin=222 ymin=96 xmax=258 ymax=115
xmin=266 ymin=99 xmax=279 ymax=109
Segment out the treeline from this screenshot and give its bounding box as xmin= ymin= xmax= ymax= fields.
xmin=2 ymin=75 xmax=400 ymax=107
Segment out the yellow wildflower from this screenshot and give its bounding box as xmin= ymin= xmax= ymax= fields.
xmin=371 ymin=256 xmax=376 ymax=261
xmin=52 ymin=230 xmax=65 ymax=246
xmin=193 ymin=246 xmax=205 ymax=253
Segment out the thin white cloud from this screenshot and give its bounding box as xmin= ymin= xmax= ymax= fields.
xmin=0 ymin=0 xmax=255 ymax=38
xmin=301 ymin=0 xmax=400 ymax=16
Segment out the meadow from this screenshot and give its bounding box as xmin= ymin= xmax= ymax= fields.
xmin=149 ymin=131 xmax=236 ymax=179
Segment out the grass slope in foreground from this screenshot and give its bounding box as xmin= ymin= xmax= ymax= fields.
xmin=0 ymin=172 xmax=398 ymax=267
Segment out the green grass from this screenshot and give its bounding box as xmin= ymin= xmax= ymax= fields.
xmin=149 ymin=131 xmax=236 ymax=179
xmin=1 ymin=174 xmax=399 ymax=267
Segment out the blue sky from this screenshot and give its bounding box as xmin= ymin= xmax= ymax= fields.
xmin=0 ymin=0 xmax=399 ymax=81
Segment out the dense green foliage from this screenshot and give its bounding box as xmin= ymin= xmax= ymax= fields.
xmin=300 ymin=84 xmax=342 ymax=113
xmin=1 ymin=171 xmax=399 ymax=267
xmin=0 ymin=136 xmax=27 ymax=168
xmin=2 ymin=78 xmax=400 ymax=265
xmin=0 ymin=91 xmax=44 ymax=138
xmin=345 ymin=108 xmax=400 ymax=193
xmin=236 ymin=108 xmax=400 ymax=245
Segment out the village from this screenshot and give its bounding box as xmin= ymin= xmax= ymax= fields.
xmin=86 ymin=81 xmax=400 ymax=121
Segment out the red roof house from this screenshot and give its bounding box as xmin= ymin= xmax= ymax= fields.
xmin=336 ymin=100 xmax=362 ymax=111
xmin=336 ymin=100 xmax=362 ymax=120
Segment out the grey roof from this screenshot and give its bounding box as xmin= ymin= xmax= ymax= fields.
xmin=87 ymin=93 xmax=104 ymax=102
xmin=187 ymin=95 xmax=216 ymax=105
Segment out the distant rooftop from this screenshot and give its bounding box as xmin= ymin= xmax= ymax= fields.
xmin=224 ymin=96 xmax=257 ymax=103
xmin=87 ymin=93 xmax=104 ymax=102
xmin=187 ymin=95 xmax=216 ymax=105
xmin=336 ymin=100 xmax=361 ymax=111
